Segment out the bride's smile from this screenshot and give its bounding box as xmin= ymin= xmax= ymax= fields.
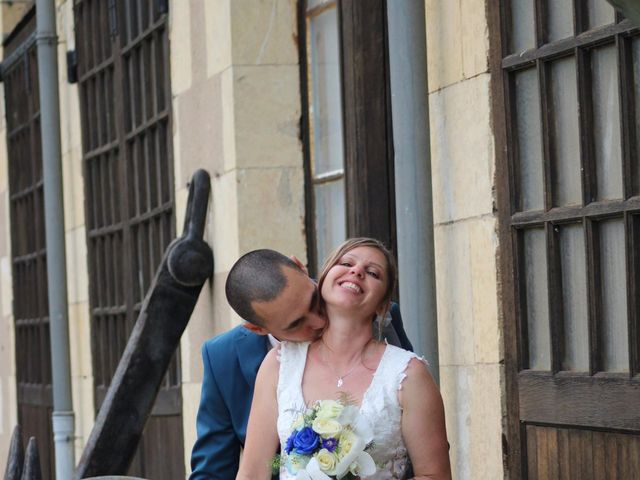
xmin=320 ymin=246 xmax=389 ymax=320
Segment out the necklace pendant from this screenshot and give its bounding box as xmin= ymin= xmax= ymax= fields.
xmin=337 ymin=377 xmax=344 ymax=388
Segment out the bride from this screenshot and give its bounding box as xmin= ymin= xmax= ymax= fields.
xmin=236 ymin=238 xmax=451 ymax=479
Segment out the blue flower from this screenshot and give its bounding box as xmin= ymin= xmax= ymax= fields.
xmin=284 ymin=431 xmax=297 ymax=454
xmin=293 ymin=427 xmax=319 ymax=455
xmin=321 ymin=437 xmax=338 ymax=452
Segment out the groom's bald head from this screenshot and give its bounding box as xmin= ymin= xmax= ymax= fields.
xmin=225 ymin=249 xmax=326 ymax=341
xmin=225 ymin=249 xmax=300 ymax=326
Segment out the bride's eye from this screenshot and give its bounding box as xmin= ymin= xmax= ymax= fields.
xmin=367 ymin=270 xmax=380 ymax=279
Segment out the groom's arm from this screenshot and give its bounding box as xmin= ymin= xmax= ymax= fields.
xmin=190 ymin=342 xmax=241 ymax=479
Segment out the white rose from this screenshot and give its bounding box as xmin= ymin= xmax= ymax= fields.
xmin=315 ymin=449 xmax=338 ymax=473
xmin=312 ymin=417 xmax=342 ymax=437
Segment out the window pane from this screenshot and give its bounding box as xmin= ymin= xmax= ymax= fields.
xmin=307 ymin=0 xmax=331 ymax=10
xmin=515 ymin=68 xmax=544 ymax=211
xmin=587 ymin=0 xmax=616 ymax=30
xmin=308 ymin=7 xmax=345 ymax=176
xmin=314 ymin=179 xmax=346 ymax=271
xmin=559 ymin=224 xmax=589 ymax=371
xmin=592 ymin=45 xmax=622 ymax=200
xmin=599 ymin=218 xmax=629 ymax=372
xmin=550 ymin=57 xmax=582 ymax=206
xmin=524 ymin=228 xmax=551 ymax=370
xmin=546 ymin=0 xmax=573 ymax=42
xmin=510 ymin=0 xmax=536 ymax=53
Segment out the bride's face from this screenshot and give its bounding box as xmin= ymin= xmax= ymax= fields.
xmin=320 ymin=246 xmax=389 ymax=317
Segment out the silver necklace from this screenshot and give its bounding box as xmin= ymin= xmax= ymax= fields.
xmin=321 ymin=339 xmax=372 ymax=388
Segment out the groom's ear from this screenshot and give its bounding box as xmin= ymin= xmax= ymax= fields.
xmin=242 ymin=322 xmax=270 ymax=336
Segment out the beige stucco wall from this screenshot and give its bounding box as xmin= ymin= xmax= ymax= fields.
xmin=171 ymin=0 xmax=306 ymax=472
xmin=426 ymin=0 xmax=504 ymax=478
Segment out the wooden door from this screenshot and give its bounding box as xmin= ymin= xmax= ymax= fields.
xmin=74 ymin=1 xmax=184 ymax=477
xmin=491 ymin=1 xmax=640 ymax=478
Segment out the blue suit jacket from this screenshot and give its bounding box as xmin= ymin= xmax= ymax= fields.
xmin=189 ymin=304 xmax=411 ymax=479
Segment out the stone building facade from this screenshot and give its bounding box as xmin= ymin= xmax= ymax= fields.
xmin=0 ymin=0 xmax=503 ymax=478
xmin=3 ymin=1 xmax=636 ymax=479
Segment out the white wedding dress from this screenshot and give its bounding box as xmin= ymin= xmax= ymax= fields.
xmin=276 ymin=341 xmax=423 ymax=479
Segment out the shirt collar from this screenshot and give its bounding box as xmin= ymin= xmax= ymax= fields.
xmin=267 ymin=334 xmax=280 ymax=350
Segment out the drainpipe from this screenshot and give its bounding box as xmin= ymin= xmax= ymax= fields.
xmin=386 ymin=1 xmax=440 ymax=385
xmin=35 ymin=0 xmax=76 ymax=478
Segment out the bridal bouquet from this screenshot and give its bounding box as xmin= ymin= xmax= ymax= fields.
xmin=277 ymin=399 xmax=376 ymax=479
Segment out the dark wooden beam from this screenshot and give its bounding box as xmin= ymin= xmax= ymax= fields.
xmin=339 ymin=0 xmax=396 ymax=249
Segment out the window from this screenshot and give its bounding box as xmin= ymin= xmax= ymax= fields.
xmin=74 ymin=1 xmax=183 ymax=477
xmin=304 ymin=0 xmax=346 ymax=272
xmin=3 ymin=11 xmax=55 ymax=479
xmin=301 ymin=0 xmax=396 ymax=273
xmin=494 ymin=1 xmax=640 ymax=477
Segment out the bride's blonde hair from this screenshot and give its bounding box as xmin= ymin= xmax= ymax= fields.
xmin=317 ymin=237 xmax=397 ymax=317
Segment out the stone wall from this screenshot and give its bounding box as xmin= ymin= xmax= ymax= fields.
xmin=426 ymin=0 xmax=504 ymax=478
xmin=170 ymin=0 xmax=307 ymax=470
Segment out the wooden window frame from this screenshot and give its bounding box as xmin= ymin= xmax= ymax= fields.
xmin=490 ymin=2 xmax=640 ymax=477
xmin=299 ymin=0 xmax=397 ymax=275
xmin=74 ymin=0 xmax=182 ymax=477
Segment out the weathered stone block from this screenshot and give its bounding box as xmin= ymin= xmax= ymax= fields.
xmin=429 ymin=73 xmax=495 ymax=224
xmin=204 ymin=0 xmax=232 ymax=77
xmin=469 ymin=217 xmax=501 ymax=364
xmin=230 ymin=0 xmax=298 ymax=66
xmin=434 ymin=222 xmax=476 ymax=367
xmin=236 ymin=167 xmax=306 ymax=258
xmin=426 ymin=0 xmax=464 ymax=92
xmin=461 ymin=0 xmax=489 ymax=79
xmin=65 ymin=227 xmax=89 ymax=304
xmin=233 ymin=65 xmax=302 ymax=169
xmin=176 ymin=74 xmax=226 ymax=183
xmin=169 ymin=0 xmax=193 ymax=94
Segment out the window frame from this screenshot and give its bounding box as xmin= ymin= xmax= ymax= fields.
xmin=299 ymin=0 xmax=397 ymax=275
xmin=74 ymin=0 xmax=183 ymax=477
xmin=490 ymin=2 xmax=640 ymax=477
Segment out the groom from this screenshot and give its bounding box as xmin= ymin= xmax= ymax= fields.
xmin=189 ymin=249 xmax=412 ymax=479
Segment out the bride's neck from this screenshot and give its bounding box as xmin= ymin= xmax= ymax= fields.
xmin=319 ymin=307 xmax=373 ymax=358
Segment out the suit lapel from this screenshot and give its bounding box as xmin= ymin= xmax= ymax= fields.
xmin=234 ymin=327 xmax=269 ymax=386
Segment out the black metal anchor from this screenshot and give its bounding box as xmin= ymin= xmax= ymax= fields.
xmin=74 ymin=169 xmax=213 ymax=479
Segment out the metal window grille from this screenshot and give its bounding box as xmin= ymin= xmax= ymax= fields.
xmin=74 ymin=0 xmax=183 ymax=477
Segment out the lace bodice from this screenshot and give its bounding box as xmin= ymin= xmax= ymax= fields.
xmin=276 ymin=341 xmax=423 ymax=479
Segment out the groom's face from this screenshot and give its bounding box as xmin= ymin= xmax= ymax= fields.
xmin=250 ymin=266 xmax=327 ymax=342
